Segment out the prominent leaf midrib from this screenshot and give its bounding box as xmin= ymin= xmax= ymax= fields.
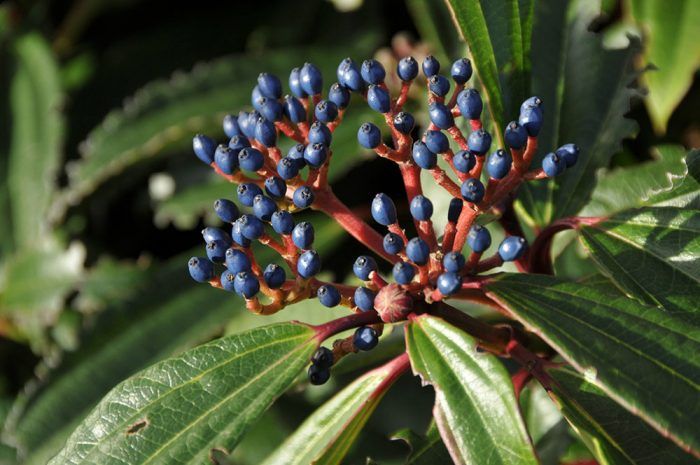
xmin=76 ymin=331 xmax=312 ymax=463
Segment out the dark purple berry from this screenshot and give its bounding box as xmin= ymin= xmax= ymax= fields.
xmin=353 ymin=255 xmax=377 ymax=281
xmin=311 ymin=346 xmax=334 ymax=368
xmin=289 ymin=67 xmax=306 ymax=98
xmin=392 ymin=261 xmax=415 ymax=285
xmin=467 ymin=129 xmax=492 ymax=155
xmin=397 ymin=56 xmax=419 ymax=81
xmin=254 ymin=117 xmax=277 ymax=147
xmin=461 ymin=178 xmax=485 ymax=203
xmin=271 ymin=210 xmax=295 ymax=235
xmin=443 ymin=251 xmax=465 ymax=272
xmin=193 ymin=134 xmax=217 ymax=164
xmin=410 ymin=195 xmax=433 ymax=221
xmin=393 ymin=112 xmax=415 ymax=134
xmin=263 ymin=264 xmax=286 ymax=289
xmin=383 ymin=232 xmax=404 ymax=255
xmin=188 ymin=257 xmax=214 ymax=283
xmin=300 ymin=62 xmax=323 ymax=95
xmin=361 ymin=59 xmax=386 ymax=84
xmin=314 ymin=100 xmax=338 ymax=123
xmin=308 ymin=364 xmax=330 ymax=385
xmin=202 ymin=227 xmax=232 ymax=245
xmin=450 ymin=58 xmax=472 ymax=84
xmin=367 ymin=85 xmax=391 ymax=113
xmin=486 ymin=149 xmax=512 ymax=180
xmin=238 ymin=147 xmax=264 ymax=172
xmin=412 ymin=141 xmax=437 ymax=169
xmin=328 ymin=82 xmax=351 ymax=109
xmin=448 ymin=198 xmax=463 ymax=223
xmin=429 ymin=102 xmax=455 ymax=129
xmin=292 ymin=221 xmax=315 ymax=249
xmin=221 ymin=270 xmax=236 ymax=292
xmin=259 ymin=97 xmax=283 ymax=122
xmin=498 ymin=236 xmax=527 ymax=261
xmin=354 ymin=287 xmax=376 ymax=312
xmin=264 ymin=176 xmax=287 ymax=199
xmin=504 ymin=121 xmax=528 ymax=149
xmin=467 ymin=225 xmax=491 ymax=253
xmin=215 ymin=145 xmax=238 ymax=174
xmin=297 ymin=250 xmax=321 ymax=278
xmin=519 ymin=106 xmax=543 ymax=137
xmin=293 ymin=186 xmax=315 ymax=208
xmin=556 ymin=143 xmax=580 ymax=168
xmin=283 ymin=95 xmax=306 ymax=123
xmin=225 ymin=248 xmax=252 ymax=274
xmin=422 ymin=55 xmax=440 ymax=77
xmin=257 ymin=72 xmax=282 ymax=99
xmin=234 ymin=271 xmax=260 ymax=298
xmin=457 ymin=88 xmax=482 ymax=120
xmin=317 ymin=284 xmax=341 ymax=307
xmin=542 ymin=152 xmax=566 ymax=177
xmin=520 ymin=96 xmax=542 ymax=113
xmin=371 ymin=193 xmax=397 ymax=225
xmin=437 ymin=272 xmax=462 ymax=295
xmin=231 ymin=219 xmax=252 ymax=247
xmin=428 ymin=75 xmax=450 ymax=97
xmin=353 ymin=326 xmax=378 ymax=351
xmin=252 ymin=194 xmax=278 ymax=221
xmin=406 ymin=237 xmax=430 ymax=265
xmin=223 ymin=114 xmax=241 ymax=138
xmin=308 ymin=121 xmax=332 ymax=146
xmin=237 ymin=183 xmax=263 ymax=207
xmin=358 ymin=122 xmax=382 ymax=149
xmin=240 ymin=214 xmax=265 ymax=240
xmin=303 ymin=143 xmax=328 ymax=168
xmin=453 ymin=150 xmax=476 ymax=174
xmin=277 ymin=157 xmax=300 ymax=180
xmin=214 ymin=199 xmax=239 ymax=223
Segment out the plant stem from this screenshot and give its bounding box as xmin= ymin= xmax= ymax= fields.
xmin=528 ymin=216 xmax=602 ymax=274
xmin=313 ymin=310 xmax=381 ymax=341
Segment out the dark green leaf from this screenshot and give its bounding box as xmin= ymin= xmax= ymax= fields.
xmin=406 ymin=315 xmax=537 ymax=465
xmin=578 ymin=207 xmax=700 ymax=324
xmin=646 ymin=149 xmax=700 ymax=209
xmin=49 ymin=322 xmax=317 ymax=465
xmin=485 ymin=273 xmax=700 ymax=456
xmin=392 ymin=421 xmax=451 ymax=465
xmin=549 ymin=366 xmax=696 ymax=464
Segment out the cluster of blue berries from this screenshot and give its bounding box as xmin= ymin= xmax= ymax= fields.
xmin=187 ymin=52 xmax=580 ymax=386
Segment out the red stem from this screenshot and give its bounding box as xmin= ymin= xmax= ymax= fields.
xmin=528 ymin=216 xmax=602 ymax=274
xmin=313 ymin=310 xmax=381 ymax=341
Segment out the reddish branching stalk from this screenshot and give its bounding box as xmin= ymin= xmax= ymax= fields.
xmin=529 ymin=216 xmax=602 ymax=274
xmin=313 ymin=310 xmax=382 ymax=342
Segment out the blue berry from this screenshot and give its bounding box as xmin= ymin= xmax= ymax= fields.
xmin=234 ymin=271 xmax=260 ymax=298
xmin=317 ymin=284 xmax=342 ymax=307
xmin=422 ymin=55 xmax=440 ymax=77
xmin=328 ymin=83 xmax=351 ymax=109
xmin=428 ymin=102 xmax=454 ymax=129
xmin=314 ymin=100 xmax=338 ymax=123
xmin=254 ymin=117 xmax=277 ymax=147
xmin=231 ymin=219 xmax=252 ymax=247
xmin=188 ymin=257 xmax=214 ymax=283
xmin=367 ymin=85 xmax=391 ymax=113
xmin=228 ymin=134 xmax=250 ymax=151
xmin=264 ymin=176 xmax=287 ymax=199
xmin=354 ymin=286 xmax=376 ymax=312
xmin=410 ymin=195 xmax=433 ymax=221
xmin=406 ymin=237 xmax=430 ymax=265
xmin=225 ymin=248 xmax=252 ymax=274
xmin=371 ymin=193 xmax=397 ymax=225
xmin=214 ymin=199 xmax=239 ymax=223
xmin=293 ymin=186 xmax=315 ymax=208
xmin=467 ymin=224 xmax=491 ymax=253
xmin=311 ymin=346 xmax=334 ymax=368
xmin=238 ymin=147 xmax=264 ymax=172
xmin=487 ymin=149 xmax=512 ymax=179
xmin=383 ymin=232 xmax=404 ymax=255
xmin=392 ymin=261 xmax=416 ymax=284
xmin=448 ymin=198 xmax=463 ymax=223
xmin=428 ymin=75 xmax=450 ymax=97
xmin=287 ymin=143 xmax=307 ymax=166
xmin=361 ymin=59 xmax=386 ymax=84
xmin=412 ymin=141 xmax=437 ymax=169
xmin=283 ymin=95 xmax=306 ymax=123
xmin=220 ymin=270 xmax=236 ymax=292
xmin=202 ymin=226 xmax=232 ymax=245
xmin=237 ymin=111 xmax=255 ymax=139
xmin=289 ymin=67 xmax=307 ymax=98
xmin=498 ymin=236 xmax=527 ymax=261
xmin=542 ymin=152 xmax=566 ymax=177
xmin=215 ymin=145 xmax=238 ymax=174
xmin=353 ymin=255 xmax=377 ymax=281
xmin=193 ymin=134 xmax=217 ymax=164
xmin=308 ymin=121 xmax=332 ymax=146
xmin=519 ymin=106 xmax=543 ymax=137
xmin=337 ymin=57 xmax=364 ymax=91
xmin=300 ymin=62 xmax=323 ymax=95
xmin=240 ymin=214 xmax=265 ymax=240
xmin=251 ymin=85 xmax=264 ymax=111
xmin=461 ymin=178 xmax=485 ymax=203
xmin=450 ymin=58 xmax=473 ymax=84
xmin=556 ymin=143 xmax=580 ymax=168
xmin=354 ymin=326 xmax=378 ymax=351
xmin=442 ymin=251 xmax=465 ymax=272
xmin=277 ymin=157 xmax=300 ymax=180
xmin=259 ymin=97 xmax=283 ymax=122
xmin=453 ymin=150 xmax=476 ymax=173
xmin=456 ymin=88 xmax=483 ymax=119
xmin=437 ymin=272 xmax=462 ymax=295
xmin=504 ymin=121 xmax=528 ymax=150
xmin=257 ymin=72 xmax=282 ymax=99
xmin=308 ymin=364 xmax=330 ymax=385
xmin=237 ymin=183 xmax=263 ymax=207
xmin=271 ymin=210 xmax=294 ymax=235
xmin=425 ymin=130 xmax=449 ymax=154
xmin=357 ymin=122 xmax=381 ymax=149
xmin=223 ymin=114 xmax=241 ymax=138
xmin=292 ymin=221 xmax=315 ymax=249
xmin=263 ymin=264 xmax=286 ymax=289
xmin=303 ymin=143 xmax=328 ymax=168
xmin=520 ymin=96 xmax=542 ymax=113
xmin=393 ymin=112 xmax=415 ymax=134
xmin=397 ymin=56 xmax=419 ymax=81
xmin=297 ymin=250 xmax=321 ymax=278
xmin=253 ymin=194 xmax=278 ymax=221
xmin=468 ymin=129 xmax=492 ymax=155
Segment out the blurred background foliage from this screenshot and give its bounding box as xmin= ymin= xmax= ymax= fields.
xmin=0 ymin=0 xmax=697 ymax=463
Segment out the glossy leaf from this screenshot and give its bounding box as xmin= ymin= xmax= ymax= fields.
xmin=518 ymin=0 xmax=639 ymax=227
xmin=49 ymin=322 xmax=317 ymax=465
xmin=262 ymin=355 xmax=406 ymax=465
xmin=646 ymin=149 xmax=700 ymax=209
xmin=445 ymin=0 xmax=531 ymax=143
xmin=628 ymin=0 xmax=700 ymax=132
xmin=549 ymin=366 xmax=696 ymax=464
xmin=392 ymin=422 xmax=451 ymax=465
xmin=5 ymin=33 xmax=64 ymax=250
xmin=485 ymin=273 xmax=700 ymax=456
xmin=405 ymin=315 xmax=537 ymax=465
xmin=578 ymin=207 xmax=700 ymax=325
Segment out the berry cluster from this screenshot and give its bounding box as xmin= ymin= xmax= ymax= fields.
xmin=187 ymin=53 xmax=579 ymax=385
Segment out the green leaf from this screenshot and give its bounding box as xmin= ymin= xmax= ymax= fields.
xmin=578 ymin=207 xmax=700 ymax=325
xmin=262 ymin=356 xmax=405 ymax=465
xmin=392 ymin=422 xmax=451 ymax=465
xmin=406 ymin=0 xmax=463 ymax=63
xmin=549 ymin=366 xmax=696 ymax=464
xmin=5 ymin=33 xmax=64 ymax=250
xmin=445 ymin=0 xmax=530 ymax=143
xmin=646 ymin=149 xmax=700 ymax=209
xmin=628 ymin=0 xmax=700 ymax=132
xmin=405 ymin=315 xmax=538 ymax=465
xmin=580 ymin=145 xmax=689 ymax=217
xmin=48 ymin=322 xmax=317 ymax=465
xmin=485 ymin=273 xmax=700 ymax=456
xmin=517 ymin=0 xmax=639 ymax=227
